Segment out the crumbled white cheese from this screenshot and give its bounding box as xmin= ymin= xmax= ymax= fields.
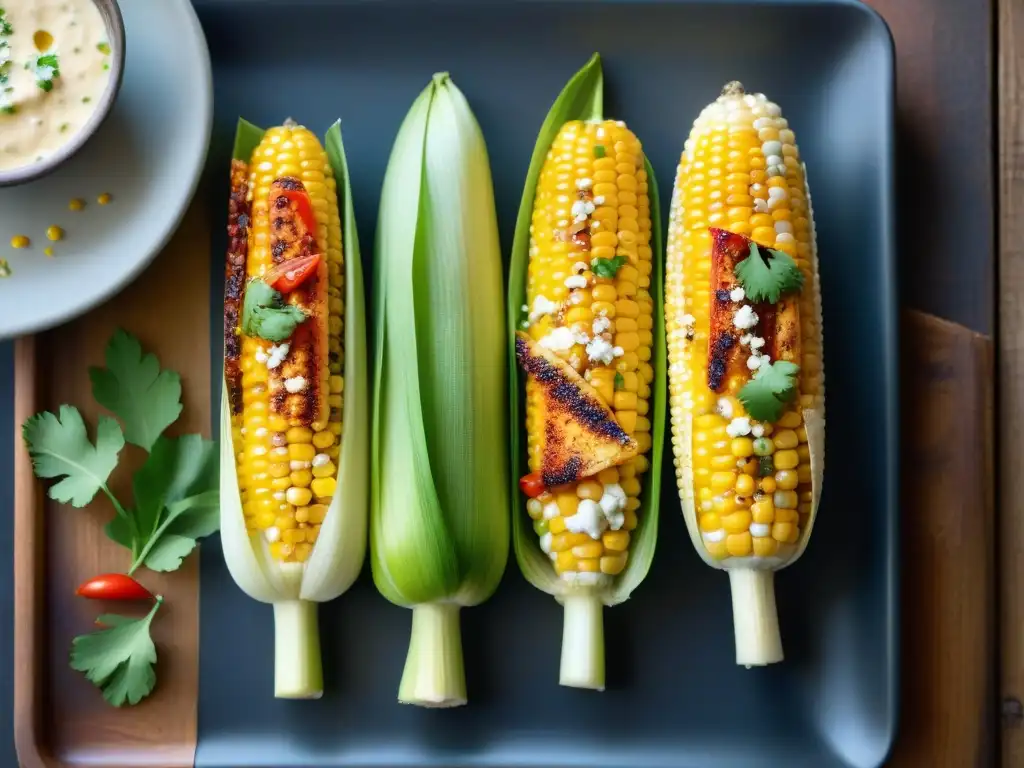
xmin=266 ymin=343 xmax=290 ymax=369
xmin=730 ymin=286 xmax=745 ymax=302
xmin=540 ymin=327 xmax=577 ymax=353
xmin=565 ymin=499 xmax=607 ymax=540
xmin=576 ymin=177 xmax=593 ymax=190
xmin=702 ymin=528 xmax=726 ymax=543
xmin=739 ymin=334 xmax=752 ymax=346
xmin=733 ymin=305 xmax=759 ymax=330
xmin=264 ymin=526 xmax=281 ymax=543
xmin=612 ymin=346 xmax=625 ymax=357
xmin=681 ymin=313 xmax=696 ymax=327
xmin=747 ymin=355 xmax=763 ymax=371
xmin=529 ymin=295 xmax=559 ymax=324
xmin=255 ymin=349 xmax=268 ymax=364
xmin=749 ymin=336 xmax=766 ymax=350
xmin=592 ymin=315 xmax=612 ymax=335
xmin=543 ymin=502 xmax=560 ymax=520
xmin=726 ymin=417 xmax=752 ymax=437
xmin=586 ymin=336 xmax=616 ymax=365
xmin=599 ymin=483 xmax=628 ymax=530
xmin=716 ymin=397 xmax=734 ymax=419
xmin=594 ymin=195 xmax=606 ymax=205
xmin=751 ymin=424 xmax=765 ymax=438
xmin=284 ymin=376 xmax=307 ymax=394
xmin=568 ymin=292 xmax=584 ymax=305
xmin=565 ymin=275 xmax=588 ymax=290
xmin=571 ymin=201 xmax=588 ymax=219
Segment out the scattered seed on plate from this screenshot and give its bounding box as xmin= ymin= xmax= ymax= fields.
xmin=69 ymin=198 xmax=85 ymax=211
xmin=44 ymin=247 xmax=54 ymax=257
xmin=10 ymin=235 xmax=29 ymax=249
xmin=97 ymin=192 xmax=112 ymax=205
xmin=46 ymin=226 xmax=64 ymax=242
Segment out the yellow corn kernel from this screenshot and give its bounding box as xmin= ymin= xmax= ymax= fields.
xmin=777 ymin=411 xmax=803 ymax=428
xmin=597 ymin=467 xmax=620 ymax=484
xmin=312 ymin=460 xmax=336 ymax=478
xmin=289 ymin=443 xmax=316 ymax=461
xmin=576 ymin=481 xmax=603 ymax=500
xmin=711 ymin=472 xmax=736 ymax=492
xmin=556 ymin=492 xmax=579 ymax=517
xmin=286 ymin=487 xmax=312 ymax=507
xmin=549 ymin=516 xmax=567 ymax=534
xmin=726 ymin=532 xmax=752 ymax=557
xmin=623 ymin=508 xmax=638 ymax=530
xmin=722 ymin=511 xmax=752 ymax=534
xmin=307 ymin=504 xmax=328 ymax=524
xmin=620 ymin=477 xmax=641 ymax=496
xmin=312 ymin=430 xmax=336 ymax=449
xmin=751 ymin=500 xmax=775 ymax=524
xmin=556 ymin=551 xmax=576 ymax=571
xmin=734 ymin=474 xmax=755 ymax=496
xmin=775 ymin=470 xmax=799 ymax=490
xmin=572 ymin=541 xmax=604 ymax=559
xmin=774 ymin=450 xmax=799 ymax=470
xmin=286 ymin=426 xmax=314 ymax=443
xmin=290 ymin=469 xmax=313 ymax=487
xmin=602 ymin=530 xmax=630 ymax=551
xmin=772 ymin=522 xmax=794 ymax=542
xmin=576 ymin=557 xmax=600 ymax=573
xmin=311 ymin=477 xmax=337 ymax=499
xmin=295 ymin=507 xmax=310 ymax=524
xmin=773 ymin=429 xmax=799 ymax=450
xmin=731 ymin=437 xmax=754 ymax=457
xmin=600 ymin=553 xmax=628 ymax=575
xmin=753 ymin=537 xmax=779 ymax=557
xmin=759 ymin=477 xmax=777 ymax=493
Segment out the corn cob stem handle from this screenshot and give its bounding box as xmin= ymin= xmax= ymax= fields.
xmin=273 ymin=599 xmax=324 ymax=699
xmin=728 ymin=569 xmax=783 ymax=667
xmin=559 ymin=592 xmax=605 ymax=691
xmin=398 ymin=603 xmax=467 ymax=708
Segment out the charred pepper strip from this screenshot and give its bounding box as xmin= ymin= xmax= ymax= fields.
xmin=224 ymin=159 xmax=251 ymax=414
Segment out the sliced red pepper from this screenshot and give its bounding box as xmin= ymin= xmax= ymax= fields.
xmin=76 ymin=573 xmax=154 ymax=601
xmin=519 ymin=471 xmax=546 ymax=498
xmin=280 ymin=187 xmax=319 ymax=237
xmin=263 ymin=252 xmax=322 ymax=294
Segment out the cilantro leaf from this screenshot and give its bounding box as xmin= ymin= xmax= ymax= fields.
xmin=104 ymin=515 xmax=133 ymax=550
xmin=89 ymin=329 xmax=183 ymax=451
xmin=144 ymin=534 xmax=201 ymax=572
xmin=738 ymin=360 xmax=800 ymax=423
xmin=734 ymin=242 xmax=805 ymax=304
xmin=70 ymin=598 xmax=161 ymax=707
xmin=241 ymin=279 xmax=307 ymax=342
xmin=22 ymin=405 xmax=124 ymax=507
xmin=141 ymin=490 xmax=219 ymax=571
xmin=592 ymin=255 xmax=628 ymax=279
xmin=593 ymin=144 xmax=606 ymax=158
xmin=33 ymin=52 xmax=59 ymax=92
xmin=614 ymin=372 xmax=625 ymax=390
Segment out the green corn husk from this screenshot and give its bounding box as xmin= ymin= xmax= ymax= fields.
xmin=371 ymin=73 xmax=509 ymax=708
xmin=507 ymin=54 xmax=667 ymax=691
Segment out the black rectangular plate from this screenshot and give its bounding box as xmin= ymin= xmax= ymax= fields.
xmin=195 ymin=1 xmax=898 ymax=766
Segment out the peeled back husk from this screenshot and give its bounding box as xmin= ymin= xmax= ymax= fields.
xmin=507 ymin=53 xmax=667 ymax=691
xmin=219 ymin=118 xmax=369 ymax=698
xmin=370 ymin=73 xmax=509 ymax=708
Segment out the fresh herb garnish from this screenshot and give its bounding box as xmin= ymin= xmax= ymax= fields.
xmin=97 ymin=41 xmax=110 ymax=55
xmin=0 ymin=8 xmax=11 ymax=37
xmin=81 ymin=96 xmax=91 ymax=103
xmin=241 ymin=278 xmax=308 ymax=342
xmin=734 ymin=242 xmax=805 ymax=304
xmin=59 ymin=121 xmax=69 ymax=133
xmin=21 ymin=330 xmax=218 ymax=707
xmin=614 ymin=372 xmax=625 ymax=390
xmin=758 ymin=455 xmax=774 ymax=477
xmin=738 ymin=359 xmax=800 ymax=423
xmin=0 ymin=259 xmax=10 ymax=277
xmin=592 ymin=254 xmax=628 ymax=279
xmin=33 ymin=51 xmax=60 ymax=92
xmin=70 ymin=596 xmax=162 ymax=707
xmin=593 ymin=144 xmax=606 ymax=158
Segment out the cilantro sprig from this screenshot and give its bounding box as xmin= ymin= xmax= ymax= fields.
xmin=33 ymin=51 xmax=60 ymax=92
xmin=21 ymin=330 xmax=218 ymax=707
xmin=734 ymin=242 xmax=805 ymax=304
xmin=242 ymin=278 xmax=308 ymax=341
xmin=738 ymin=359 xmax=800 ymax=423
xmin=70 ymin=596 xmax=162 ymax=707
xmin=592 ymin=255 xmax=628 ymax=279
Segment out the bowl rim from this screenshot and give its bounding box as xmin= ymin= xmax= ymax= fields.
xmin=0 ymin=0 xmax=127 ymax=187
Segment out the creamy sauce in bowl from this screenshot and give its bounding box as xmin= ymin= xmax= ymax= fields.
xmin=0 ymin=0 xmax=113 ymax=172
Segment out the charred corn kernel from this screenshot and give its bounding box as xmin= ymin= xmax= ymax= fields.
xmin=775 ymin=470 xmax=799 ymax=490
xmin=311 ymin=477 xmax=336 ymax=499
xmin=666 ymin=83 xmax=823 ymax=564
xmin=602 ymin=530 xmax=630 ymax=551
xmin=735 ymin=474 xmax=755 ymax=496
xmin=576 ymin=481 xmax=603 ymax=500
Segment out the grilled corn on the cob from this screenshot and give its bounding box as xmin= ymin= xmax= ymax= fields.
xmin=666 ymin=82 xmax=825 ymax=666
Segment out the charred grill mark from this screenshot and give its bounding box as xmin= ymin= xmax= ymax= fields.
xmin=708 ymin=227 xmax=751 ymax=392
xmin=515 ymin=335 xmax=637 ymax=487
xmin=223 ymin=159 xmax=250 ymax=415
xmin=266 ymin=178 xmax=325 ymax=427
xmin=771 ymin=297 xmax=800 ymax=364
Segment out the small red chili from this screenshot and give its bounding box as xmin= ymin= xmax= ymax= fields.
xmin=519 ymin=471 xmax=546 ymax=499
xmin=76 ymin=573 xmax=154 ymax=601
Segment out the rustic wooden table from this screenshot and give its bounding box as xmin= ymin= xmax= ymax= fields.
xmin=0 ymin=0 xmax=1006 ymax=766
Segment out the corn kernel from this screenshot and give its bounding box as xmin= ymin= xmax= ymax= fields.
xmin=577 ymin=558 xmax=600 ymax=573
xmin=286 ymin=426 xmax=314 ymax=443
xmin=777 ymin=411 xmax=802 ymax=428
xmin=307 ymin=504 xmax=328 ymax=524
xmin=602 ymin=530 xmax=630 ymax=551
xmin=735 ymin=474 xmax=755 ymax=496
xmin=775 ymin=470 xmax=799 ymax=490
xmin=312 ymin=460 xmax=336 ymax=478
xmin=711 ymin=472 xmax=736 ymax=492
xmin=751 ymin=500 xmax=774 ymax=524
xmin=753 ymin=537 xmax=779 ymax=557
xmin=600 ymin=553 xmax=628 ymax=575
xmin=731 ymin=437 xmax=754 ymax=458
xmin=774 ymin=449 xmax=799 ymax=470
xmin=772 ymin=522 xmax=794 ymax=542
xmin=577 ymin=481 xmax=603 ymax=500
xmin=722 ymin=511 xmax=752 ymax=534
xmin=313 ymin=430 xmax=336 ymax=449
xmin=621 ymin=477 xmax=641 ymax=496
xmin=311 ymin=477 xmax=337 ymax=499
xmin=726 ymin=532 xmax=752 ymax=557
xmin=759 ymin=477 xmax=777 ymax=493
xmin=289 ymin=443 xmax=316 ymax=461
xmin=549 ymin=516 xmax=567 ymax=534
xmin=556 ymin=551 xmax=576 ymax=571
xmin=286 ymin=487 xmax=313 ymax=507
xmin=572 ymin=541 xmax=604 ymax=559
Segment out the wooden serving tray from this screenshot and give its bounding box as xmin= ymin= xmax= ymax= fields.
xmin=11 ymin=201 xmax=209 ymax=768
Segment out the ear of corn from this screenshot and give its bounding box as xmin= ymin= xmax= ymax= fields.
xmin=666 ymin=82 xmax=825 ymax=667
xmin=219 ymin=118 xmax=368 ymax=698
xmin=371 ymin=74 xmax=509 ymax=708
xmin=508 ymin=54 xmax=665 ymax=691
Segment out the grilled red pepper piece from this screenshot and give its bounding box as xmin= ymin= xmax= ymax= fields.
xmin=519 ymin=471 xmax=546 ymax=498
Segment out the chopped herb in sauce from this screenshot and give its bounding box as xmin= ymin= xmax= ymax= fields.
xmin=96 ymin=41 xmax=110 ymax=55
xmin=614 ymin=372 xmax=625 ymax=391
xmin=82 ymin=96 xmax=90 ymax=103
xmin=33 ymin=52 xmax=60 ymax=92
xmin=0 ymin=9 xmax=11 ymax=38
xmin=593 ymin=144 xmax=606 ymax=158
xmin=58 ymin=121 xmax=68 ymax=132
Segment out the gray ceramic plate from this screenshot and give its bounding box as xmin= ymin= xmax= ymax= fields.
xmin=197 ymin=1 xmax=898 ymax=767
xmin=0 ymin=0 xmax=212 ymax=340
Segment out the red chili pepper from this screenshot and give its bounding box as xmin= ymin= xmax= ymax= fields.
xmin=280 ymin=188 xmax=319 ymax=236
xmin=519 ymin=471 xmax=546 ymax=498
xmin=76 ymin=573 xmax=154 ymax=601
xmin=263 ymin=252 xmax=322 ymax=294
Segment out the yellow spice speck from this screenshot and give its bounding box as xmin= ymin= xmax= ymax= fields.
xmin=69 ymin=198 xmax=85 ymax=211
xmin=44 ymin=247 xmax=54 ymax=257
xmin=97 ymin=193 xmax=112 ymax=205
xmin=46 ymin=226 xmax=64 ymax=242
xmin=10 ymin=235 xmax=29 ymax=249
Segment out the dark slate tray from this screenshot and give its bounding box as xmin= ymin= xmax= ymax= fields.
xmin=194 ymin=1 xmax=898 ymax=766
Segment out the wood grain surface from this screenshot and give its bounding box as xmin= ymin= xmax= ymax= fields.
xmin=1001 ymin=0 xmax=1024 ymax=765
xmin=886 ymin=312 xmax=996 ymax=767
xmin=12 ymin=199 xmax=209 ymax=767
